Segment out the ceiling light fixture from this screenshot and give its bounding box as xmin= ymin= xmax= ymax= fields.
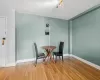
xmin=56 ymin=0 xmax=63 ymax=8
xmin=35 ymin=0 xmax=58 ymax=8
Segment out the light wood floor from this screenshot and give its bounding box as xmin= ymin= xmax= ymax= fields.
xmin=0 ymin=57 xmax=100 ymax=80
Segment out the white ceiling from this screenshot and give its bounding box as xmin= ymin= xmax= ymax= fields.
xmin=2 ymin=0 xmax=100 ymax=20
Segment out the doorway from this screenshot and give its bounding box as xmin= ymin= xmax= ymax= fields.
xmin=0 ymin=17 xmax=7 ymax=67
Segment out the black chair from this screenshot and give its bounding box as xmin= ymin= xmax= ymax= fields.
xmin=34 ymin=43 xmax=45 ymax=66
xmin=53 ymin=42 xmax=64 ymax=62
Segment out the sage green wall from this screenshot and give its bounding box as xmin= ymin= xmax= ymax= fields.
xmin=48 ymin=18 xmax=68 ymax=54
xmin=15 ymin=12 xmax=48 ymax=60
xmin=72 ymin=7 xmax=100 ymax=65
xmin=15 ymin=12 xmax=68 ymax=60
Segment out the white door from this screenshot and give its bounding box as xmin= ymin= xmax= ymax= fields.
xmin=0 ymin=17 xmax=7 ymax=67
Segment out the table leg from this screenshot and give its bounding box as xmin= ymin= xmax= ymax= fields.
xmin=44 ymin=49 xmax=55 ymax=63
xmin=49 ymin=53 xmax=55 ymax=63
xmin=44 ymin=53 xmax=49 ymax=62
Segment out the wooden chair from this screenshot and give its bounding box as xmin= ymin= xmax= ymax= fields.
xmin=53 ymin=42 xmax=64 ymax=62
xmin=34 ymin=43 xmax=45 ymax=66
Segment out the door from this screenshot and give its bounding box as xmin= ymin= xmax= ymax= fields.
xmin=0 ymin=17 xmax=7 ymax=67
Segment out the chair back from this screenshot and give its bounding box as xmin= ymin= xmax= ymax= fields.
xmin=34 ymin=43 xmax=38 ymax=58
xmin=59 ymin=42 xmax=64 ymax=54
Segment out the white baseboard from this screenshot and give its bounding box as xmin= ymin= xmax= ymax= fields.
xmin=5 ymin=54 xmax=100 ymax=71
xmin=6 ymin=63 xmax=16 ymax=67
xmin=16 ymin=53 xmax=70 ymax=64
xmin=63 ymin=53 xmax=70 ymax=56
xmin=71 ymin=55 xmax=100 ymax=70
xmin=16 ymin=58 xmax=35 ymax=64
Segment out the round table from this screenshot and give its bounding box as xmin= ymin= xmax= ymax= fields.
xmin=42 ymin=46 xmax=56 ymax=63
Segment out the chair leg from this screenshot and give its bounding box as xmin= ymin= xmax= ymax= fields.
xmin=35 ymin=58 xmax=37 ymax=67
xmin=59 ymin=56 xmax=60 ymax=59
xmin=62 ymin=55 xmax=63 ymax=61
xmin=53 ymin=54 xmax=54 ymax=59
xmin=55 ymin=55 xmax=57 ymax=63
xmin=43 ymin=58 xmax=45 ymax=62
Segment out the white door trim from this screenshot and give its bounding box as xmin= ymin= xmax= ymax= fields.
xmin=0 ymin=16 xmax=7 ymax=67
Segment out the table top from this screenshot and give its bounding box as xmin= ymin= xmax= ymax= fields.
xmin=42 ymin=46 xmax=56 ymax=53
xmin=42 ymin=46 xmax=56 ymax=50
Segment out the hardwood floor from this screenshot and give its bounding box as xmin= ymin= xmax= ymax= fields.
xmin=0 ymin=57 xmax=100 ymax=80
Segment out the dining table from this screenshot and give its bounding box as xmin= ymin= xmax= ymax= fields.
xmin=42 ymin=46 xmax=56 ymax=63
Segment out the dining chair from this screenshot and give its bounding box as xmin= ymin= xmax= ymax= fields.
xmin=53 ymin=42 xmax=64 ymax=62
xmin=34 ymin=43 xmax=45 ymax=66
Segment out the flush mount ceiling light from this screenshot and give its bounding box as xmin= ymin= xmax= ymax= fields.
xmin=33 ymin=0 xmax=58 ymax=8
xmin=56 ymin=0 xmax=63 ymax=8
